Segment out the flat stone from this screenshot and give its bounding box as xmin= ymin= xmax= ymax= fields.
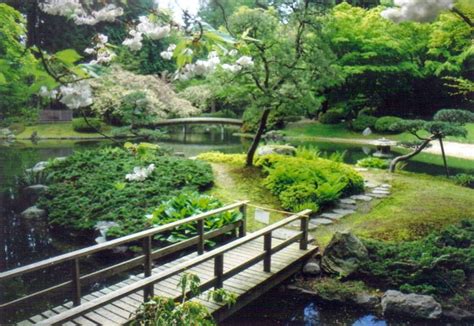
xmin=372 ymin=189 xmax=390 ymax=195
xmin=368 ymin=193 xmax=388 ymax=198
xmin=351 ymin=194 xmax=373 ymax=201
xmin=364 ymin=182 xmax=378 ymax=188
xmin=272 ymin=228 xmax=315 ymax=243
xmin=333 ymin=208 xmax=355 ymax=215
xmin=310 ymin=218 xmax=333 ymax=226
xmin=321 ymin=213 xmax=344 ymax=220
xmin=380 ymin=183 xmax=392 ymax=189
xmin=355 ymin=168 xmax=368 ymax=172
xmin=339 ymin=198 xmax=356 ymax=205
xmin=382 ymin=290 xmax=442 ymax=320
xmin=21 ymin=206 xmax=46 ymax=219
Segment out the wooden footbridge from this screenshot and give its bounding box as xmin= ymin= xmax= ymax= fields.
xmin=0 ymin=202 xmax=317 ymax=325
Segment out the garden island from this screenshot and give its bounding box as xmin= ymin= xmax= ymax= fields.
xmin=0 ymin=0 xmax=473 ymax=325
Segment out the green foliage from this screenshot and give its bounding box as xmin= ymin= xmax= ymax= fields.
xmin=196 ymin=152 xmax=247 ymax=165
xmin=132 ymin=272 xmax=236 ymax=326
xmin=351 ymin=115 xmax=378 ymax=131
xmin=319 ymin=111 xmax=345 ymax=125
xmin=309 ymin=278 xmax=369 ymax=302
xmin=452 ymin=173 xmax=474 ymax=189
xmin=374 ymin=116 xmax=404 ymax=133
xmin=38 ymin=147 xmax=214 ymax=237
xmin=433 ymin=109 xmax=474 ymax=124
xmin=256 ymin=154 xmax=363 ymax=211
xmin=148 ymin=192 xmax=242 ymax=244
xmin=296 ymin=146 xmax=346 ymax=163
xmin=359 ymin=220 xmax=474 ymax=301
xmin=8 ymin=123 xmax=25 ymax=134
xmin=356 ymin=157 xmax=389 ymax=169
xmin=72 ymin=118 xmax=102 ymax=133
xmin=392 ymin=119 xmax=468 ymax=138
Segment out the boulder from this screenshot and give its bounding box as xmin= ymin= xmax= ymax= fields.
xmin=24 ymin=184 xmax=49 ymax=195
xmin=443 ymin=307 xmax=474 ymax=321
xmin=20 ymin=206 xmax=46 ymax=219
xmin=32 ymin=161 xmax=49 ymax=173
xmin=321 ymin=231 xmax=368 ymax=277
xmin=351 ymin=292 xmax=380 ymax=311
xmin=262 ymin=130 xmax=285 ymax=142
xmin=381 ymin=290 xmax=442 ymax=320
xmin=257 ymin=144 xmax=296 ymax=156
xmin=303 ymin=258 xmax=321 ymax=276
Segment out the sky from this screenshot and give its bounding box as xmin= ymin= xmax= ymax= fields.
xmin=155 ymin=0 xmax=201 ymax=23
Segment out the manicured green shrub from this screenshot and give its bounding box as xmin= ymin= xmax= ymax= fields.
xmin=256 ymin=154 xmax=363 ymax=211
xmin=452 ymin=173 xmax=474 ymax=189
xmin=72 ymin=117 xmax=102 ymax=133
xmin=196 ymin=152 xmax=247 ymax=165
xmin=356 ymin=157 xmax=389 ymax=169
xmin=351 ymin=115 xmax=377 ymax=131
xmin=434 ymin=109 xmax=474 ymax=124
xmin=8 ymin=123 xmax=25 ymax=134
xmin=319 ymin=110 xmax=344 ymax=124
xmin=147 ymin=192 xmax=242 ymax=244
xmin=38 ymin=147 xmax=214 ymax=237
xmin=358 ymin=220 xmax=474 ymax=301
xmin=374 ymin=116 xmax=403 ymax=133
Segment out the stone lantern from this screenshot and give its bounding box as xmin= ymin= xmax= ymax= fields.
xmin=372 ymin=138 xmax=396 ymax=158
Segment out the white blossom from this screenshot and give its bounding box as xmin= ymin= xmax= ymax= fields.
xmin=236 ymin=56 xmax=254 ymax=67
xmin=136 ymin=16 xmax=170 ymax=40
xmin=380 ymin=0 xmax=454 ymax=23
xmin=40 ymin=0 xmax=82 ymax=16
xmin=183 ymin=48 xmax=193 ymax=56
xmin=97 ymin=33 xmax=108 ymax=44
xmin=125 ymin=164 xmax=156 ymax=182
xmin=84 ymin=47 xmax=96 ymax=55
xmin=160 ymin=51 xmax=173 ymax=60
xmin=39 ymin=86 xmax=58 ymax=99
xmin=59 ymin=81 xmax=93 ymax=109
xmin=228 ymin=49 xmax=238 ymax=57
xmin=41 ymin=1 xmax=123 ymax=25
xmin=221 ymin=64 xmax=242 ymax=73
xmin=167 ymin=44 xmax=176 ymax=51
xmin=122 ymin=30 xmax=143 ymax=51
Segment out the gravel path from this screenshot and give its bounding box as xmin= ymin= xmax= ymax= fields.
xmin=424 ymin=141 xmax=474 ymax=160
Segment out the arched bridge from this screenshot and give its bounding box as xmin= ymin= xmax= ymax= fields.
xmin=151 ymin=117 xmax=243 ymax=127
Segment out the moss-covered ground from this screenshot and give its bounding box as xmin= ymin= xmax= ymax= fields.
xmin=15 ymin=122 xmax=113 ymax=139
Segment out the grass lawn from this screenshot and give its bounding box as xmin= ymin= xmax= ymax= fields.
xmin=284 ymin=121 xmax=474 ymax=144
xmin=313 ymin=170 xmax=474 ymax=247
xmin=15 ymin=122 xmax=113 ymax=139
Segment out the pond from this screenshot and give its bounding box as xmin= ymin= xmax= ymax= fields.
xmin=0 ymin=129 xmax=472 ymax=323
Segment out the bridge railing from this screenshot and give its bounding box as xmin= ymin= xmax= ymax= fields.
xmin=37 ymin=209 xmax=312 ymax=326
xmin=0 ymin=201 xmax=249 ymax=320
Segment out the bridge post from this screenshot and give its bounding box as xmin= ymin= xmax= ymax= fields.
xmin=264 ymin=233 xmax=272 ymax=272
xmin=197 ymin=220 xmax=204 ymax=255
xmin=238 ymin=204 xmax=247 ymax=238
xmin=143 ymin=236 xmax=154 ymax=300
xmin=220 ymin=124 xmax=225 ymax=140
xmin=71 ymin=258 xmax=81 ymax=306
xmin=300 ymin=215 xmax=309 ymax=250
xmin=214 ymin=254 xmax=224 ymax=289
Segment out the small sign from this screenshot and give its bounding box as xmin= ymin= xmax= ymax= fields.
xmin=255 ymin=208 xmax=270 ymax=224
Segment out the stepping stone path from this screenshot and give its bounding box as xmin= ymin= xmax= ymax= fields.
xmin=281 ymin=179 xmax=392 ymax=233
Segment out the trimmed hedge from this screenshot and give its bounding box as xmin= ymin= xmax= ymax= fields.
xmin=351 ymin=115 xmax=377 ymax=131
xmin=374 ymin=116 xmax=403 ymax=133
xmin=319 ymin=111 xmax=344 ymax=124
xmin=72 ymin=117 xmax=102 ymax=133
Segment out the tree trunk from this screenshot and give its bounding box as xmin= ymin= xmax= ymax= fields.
xmin=246 ymin=108 xmax=271 ymax=167
xmin=439 ymin=137 xmax=449 ymax=178
xmin=26 ymin=1 xmax=39 ymax=48
xmin=389 ymin=137 xmax=433 ymax=172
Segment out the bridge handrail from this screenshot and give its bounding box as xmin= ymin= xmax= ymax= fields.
xmin=0 ymin=201 xmax=248 ymax=282
xmin=37 ymin=209 xmax=312 ymax=326
xmin=145 ymin=117 xmax=243 ymax=127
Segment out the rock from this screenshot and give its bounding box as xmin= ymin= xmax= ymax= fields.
xmin=272 ymin=228 xmax=315 ymax=244
xmin=368 ymin=193 xmax=387 ymax=198
xmin=321 ymin=231 xmax=368 ymax=277
xmin=303 ymin=258 xmax=321 ymax=276
xmin=372 ymin=188 xmax=390 ymax=194
xmin=55 ymin=156 xmax=67 ymax=162
xmin=332 ymin=209 xmax=356 ymax=216
xmin=263 ymin=130 xmax=286 ymax=142
xmin=351 ymin=194 xmax=373 ymax=201
xmin=443 ymin=307 xmax=474 ymax=321
xmin=257 ymin=144 xmax=296 ymax=156
xmin=380 ymin=183 xmax=392 ymax=189
xmin=362 ymin=127 xmax=372 ymax=136
xmin=32 ymin=161 xmax=49 ymax=173
xmin=321 ymin=212 xmax=344 ymax=220
xmin=20 ymin=206 xmax=46 ymax=219
xmin=310 ymin=218 xmax=333 ymax=225
xmin=339 ymin=198 xmax=356 ymax=205
xmin=351 ymin=292 xmax=380 ymax=311
xmin=381 ymin=290 xmax=442 ymax=320
xmin=24 ymin=184 xmax=49 ymax=195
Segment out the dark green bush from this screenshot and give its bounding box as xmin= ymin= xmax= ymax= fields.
xmin=374 ymin=116 xmax=403 ymax=133
xmin=452 ymin=173 xmax=474 ymax=189
xmin=358 ymin=220 xmax=474 ymax=300
xmin=351 ymin=115 xmax=377 ymax=131
xmin=255 ymin=154 xmax=364 ymax=212
xmin=356 ymin=157 xmax=389 ymax=169
xmin=319 ymin=111 xmax=344 ymax=124
xmin=434 ymin=109 xmax=474 ymax=124
xmin=38 ymin=147 xmax=214 ymax=237
xmin=242 ymin=106 xmax=287 ymax=132
xmin=72 ymin=118 xmax=102 ymax=133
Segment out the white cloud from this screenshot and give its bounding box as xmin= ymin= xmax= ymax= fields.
xmin=155 ymin=0 xmax=200 ymax=24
